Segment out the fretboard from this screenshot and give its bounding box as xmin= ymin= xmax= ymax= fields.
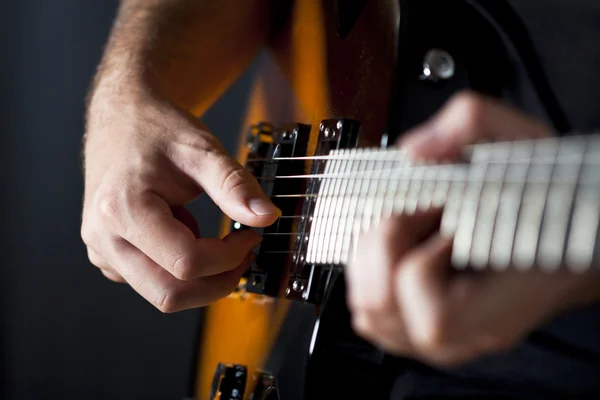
xmin=304 ymin=133 xmax=600 ymax=272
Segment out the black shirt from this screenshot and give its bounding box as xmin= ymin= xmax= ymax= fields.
xmin=389 ymin=0 xmax=600 ymax=398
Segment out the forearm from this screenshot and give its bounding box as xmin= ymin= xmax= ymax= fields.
xmin=89 ymin=0 xmax=274 ymax=115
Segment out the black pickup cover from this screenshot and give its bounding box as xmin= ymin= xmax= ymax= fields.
xmin=236 ymin=122 xmax=311 ymax=297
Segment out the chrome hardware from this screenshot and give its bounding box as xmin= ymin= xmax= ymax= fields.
xmin=420 ymin=49 xmax=455 ymax=82
xmin=210 ymin=363 xmax=246 ymax=400
xmin=292 ymin=279 xmax=304 ymax=292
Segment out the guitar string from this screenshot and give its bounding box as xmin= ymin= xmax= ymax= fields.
xmin=246 ymin=166 xmax=593 ymax=233
xmin=244 ymin=130 xmax=597 ymax=163
xmin=245 ymin=153 xmax=597 ymax=165
xmin=265 ymin=180 xmax=593 ymax=199
xmin=244 ymin=136 xmax=596 ymax=266
xmin=251 ymin=156 xmax=598 ymax=181
xmin=244 ymin=137 xmax=597 ymax=164
xmin=245 ymin=144 xmax=596 ymax=260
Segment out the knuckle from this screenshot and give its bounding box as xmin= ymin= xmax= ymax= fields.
xmin=413 ymin=316 xmax=449 ymax=355
xmin=80 ymin=223 xmax=97 ymax=246
xmin=153 ymin=287 xmax=183 ymax=314
xmin=169 ymin=133 xmax=221 ymax=174
xmin=363 ymin=294 xmax=389 ymax=314
xmin=347 ymin=283 xmax=388 ymax=314
xmin=101 ymin=269 xmax=125 ymax=283
xmin=86 ymin=247 xmax=103 ymax=267
xmin=221 ymin=166 xmax=252 ymax=195
xmin=448 ymin=91 xmax=488 ymax=134
xmin=351 ymin=313 xmax=372 ymax=336
xmin=172 ymin=253 xmax=195 ymax=281
xmin=96 ymin=191 xmax=122 ymax=220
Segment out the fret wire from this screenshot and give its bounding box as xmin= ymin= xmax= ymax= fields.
xmin=418 ymin=163 xmax=439 ymax=210
xmin=431 ymin=164 xmax=451 ymax=207
xmin=381 ymin=158 xmax=398 ymax=218
xmin=566 ymin=182 xmax=600 ymax=271
xmin=333 ymin=149 xmax=357 ymax=264
xmin=350 ymin=151 xmax=375 ymax=264
xmin=566 ymin=147 xmax=600 ymax=270
xmin=439 ymin=166 xmax=467 ymax=238
xmin=319 ymin=150 xmax=344 ymax=264
xmin=404 ymin=161 xmax=425 ymax=214
xmin=489 ymin=143 xmax=534 ymax=269
xmin=306 ymin=151 xmax=335 ymax=263
xmin=342 ymin=149 xmax=366 ymax=264
xmin=469 ymin=143 xmax=511 ymax=268
xmin=357 ymin=151 xmax=379 ymax=251
xmin=361 ymin=154 xmax=384 ymax=233
xmin=512 ymin=141 xmax=556 ymax=270
xmin=394 ymin=161 xmax=412 ymax=214
xmin=372 ymin=156 xmax=394 ymax=227
xmin=537 ymin=137 xmax=586 ymax=270
xmin=451 ymin=159 xmax=490 ymax=268
xmin=324 ymin=149 xmax=348 ymax=264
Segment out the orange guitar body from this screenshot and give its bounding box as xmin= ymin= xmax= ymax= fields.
xmin=193 ymin=1 xmax=398 ymax=398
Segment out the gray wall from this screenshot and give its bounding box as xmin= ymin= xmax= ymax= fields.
xmin=1 ymin=1 xmax=255 ymax=398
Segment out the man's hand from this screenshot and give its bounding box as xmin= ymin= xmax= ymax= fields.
xmin=80 ymin=0 xmax=276 ymax=313
xmin=345 ymin=91 xmax=600 ymax=367
xmin=81 ymin=87 xmax=281 ymax=313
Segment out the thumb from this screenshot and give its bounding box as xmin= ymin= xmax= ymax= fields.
xmin=172 ymin=136 xmax=281 ymax=227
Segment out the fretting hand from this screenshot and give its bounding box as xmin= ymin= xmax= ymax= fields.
xmin=345 ymin=91 xmax=600 ymax=367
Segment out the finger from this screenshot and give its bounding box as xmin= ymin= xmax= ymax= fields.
xmin=168 ymin=133 xmax=281 ymax=227
xmin=345 ymin=210 xmax=442 ymax=313
xmin=100 ymin=268 xmax=127 ymax=283
xmin=119 ymin=193 xmax=262 ymax=280
xmin=398 ymin=90 xmax=551 ymax=160
xmin=108 ymin=238 xmax=253 ymax=312
xmin=394 ymin=234 xmax=454 ymax=358
xmin=87 ymin=247 xmax=126 ymax=283
xmin=87 ymin=247 xmax=111 ymax=269
xmin=352 ymin=310 xmax=413 ymax=355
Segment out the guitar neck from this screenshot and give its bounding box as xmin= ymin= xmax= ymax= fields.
xmin=304 ymin=133 xmax=600 ymax=272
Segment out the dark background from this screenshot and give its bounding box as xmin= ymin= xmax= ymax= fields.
xmin=1 ymin=1 xmax=256 ymax=398
xmin=5 ymin=1 xmax=600 ymax=399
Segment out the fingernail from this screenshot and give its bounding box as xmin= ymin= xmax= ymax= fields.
xmin=248 ymin=198 xmax=281 ymax=216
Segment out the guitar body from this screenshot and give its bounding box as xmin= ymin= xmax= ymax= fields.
xmin=191 ymin=1 xmax=564 ymax=398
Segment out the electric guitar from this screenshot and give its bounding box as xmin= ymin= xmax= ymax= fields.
xmin=187 ymin=1 xmax=595 ymax=399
